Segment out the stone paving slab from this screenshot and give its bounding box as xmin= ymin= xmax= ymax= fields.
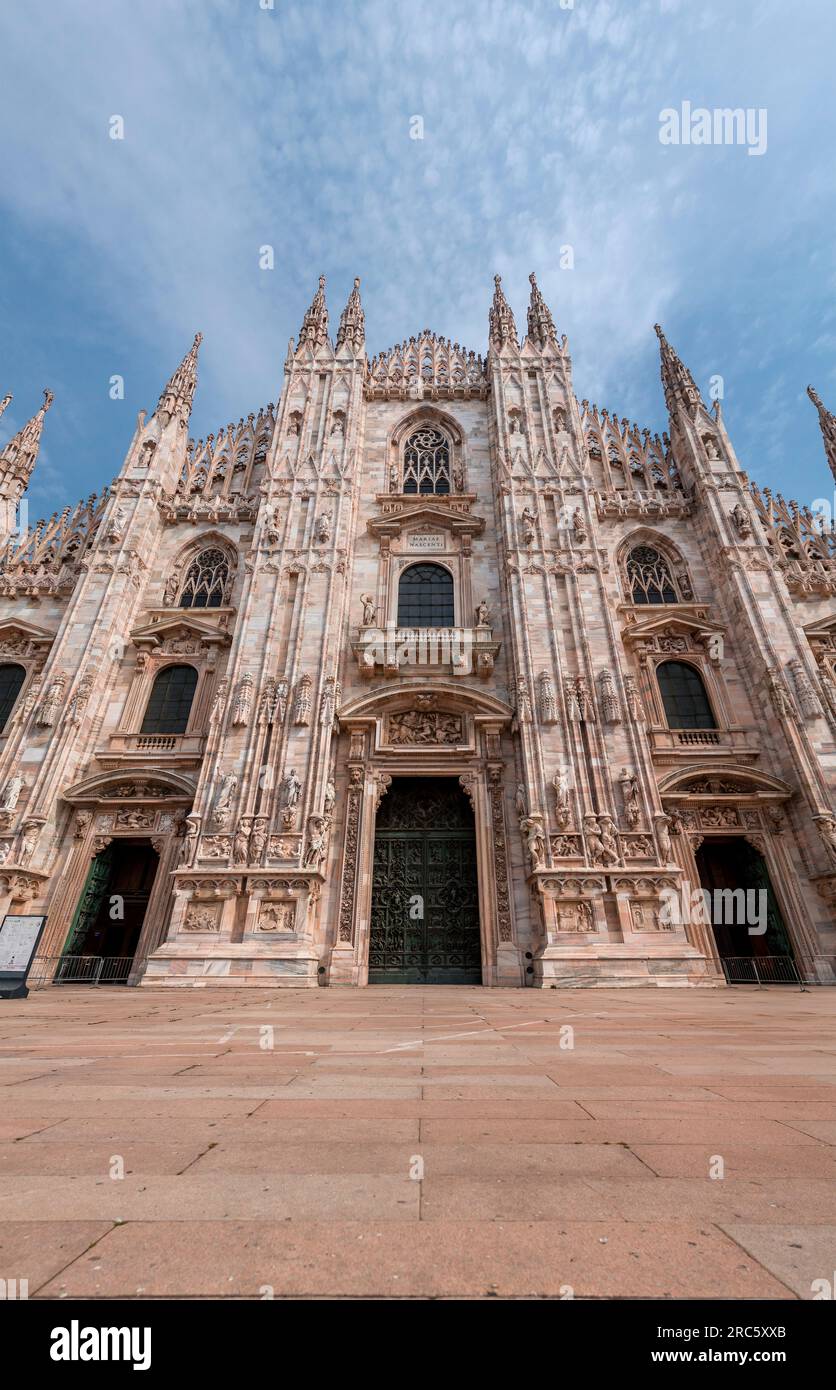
xmin=0 ymin=984 xmax=833 ymax=1299
xmin=34 ymin=1219 xmax=793 ymax=1300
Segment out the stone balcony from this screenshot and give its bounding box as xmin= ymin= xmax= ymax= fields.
xmin=352 ymin=624 xmax=500 ymax=679
xmin=96 ymin=732 xmax=206 ymax=768
xmin=647 ymin=724 xmax=758 ymax=763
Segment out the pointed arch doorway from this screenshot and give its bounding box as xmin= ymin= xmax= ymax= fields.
xmin=369 ymin=777 xmax=481 ymax=983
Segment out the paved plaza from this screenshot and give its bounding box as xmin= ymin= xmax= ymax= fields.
xmin=0 ymin=984 xmax=834 ymax=1300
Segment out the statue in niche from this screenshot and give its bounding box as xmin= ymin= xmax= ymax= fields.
xmin=598 ymin=815 xmax=620 ymax=866
xmin=619 ymin=769 xmax=640 ymax=827
xmin=18 ymin=821 xmax=39 ymax=867
xmin=281 ymin=768 xmax=302 ymax=809
xmin=248 ymin=817 xmax=268 ymax=866
xmin=304 ymin=814 xmax=329 ymax=870
xmin=475 ymin=599 xmax=490 ymax=626
xmin=520 ymin=507 xmax=537 ymax=545
xmin=323 ymin=779 xmax=336 ymax=817
xmin=179 ymin=814 xmax=200 ymax=866
xmin=0 ymin=773 xmax=24 ymax=811
xmin=583 ymin=814 xmax=605 ymax=866
xmin=730 ymin=502 xmax=751 ymax=539
xmin=515 ymin=784 xmax=527 ymax=821
xmin=233 ymin=823 xmax=250 ymax=866
xmin=360 ymin=593 xmax=377 ymax=626
xmin=553 ymin=768 xmax=571 ymax=829
xmin=654 ymin=813 xmax=673 ymax=863
xmin=520 ymin=816 xmax=545 ymax=871
xmin=315 ymin=511 xmax=332 ymax=544
xmin=213 ymin=772 xmax=238 ymax=825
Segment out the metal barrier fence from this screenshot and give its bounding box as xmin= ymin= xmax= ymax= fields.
xmin=720 ymin=955 xmax=805 ymax=989
xmin=26 ymin=955 xmax=135 ymax=988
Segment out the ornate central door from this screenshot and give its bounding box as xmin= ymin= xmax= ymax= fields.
xmin=369 ymin=777 xmax=481 ymax=984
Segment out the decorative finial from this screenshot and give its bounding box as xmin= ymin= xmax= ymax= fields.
xmin=0 ymin=387 xmax=54 ymax=491
xmin=527 ymin=271 xmax=557 ymax=348
xmin=337 ymin=276 xmax=365 ymax=353
xmin=808 ymin=385 xmax=836 ymax=485
xmin=156 ymin=333 xmax=202 ymax=426
xmin=489 ymin=274 xmax=518 ymax=349
xmin=298 ymin=275 xmax=330 ymax=349
xmin=654 ymin=323 xmax=702 ymax=418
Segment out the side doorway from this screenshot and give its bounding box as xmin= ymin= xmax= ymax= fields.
xmin=58 ymin=839 xmax=160 ymax=984
xmin=695 ymin=835 xmax=797 ymax=980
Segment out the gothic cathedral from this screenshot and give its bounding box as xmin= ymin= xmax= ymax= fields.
xmin=1 ymin=274 xmax=835 ymax=988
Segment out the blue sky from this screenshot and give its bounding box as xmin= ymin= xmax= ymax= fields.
xmin=1 ymin=0 xmax=835 ymax=518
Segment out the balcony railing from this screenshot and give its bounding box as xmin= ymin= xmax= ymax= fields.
xmin=647 ymin=726 xmax=755 ymax=759
xmin=102 ymin=732 xmax=206 ymax=759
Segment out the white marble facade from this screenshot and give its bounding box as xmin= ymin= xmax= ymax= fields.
xmin=0 ymin=274 xmax=835 ymax=989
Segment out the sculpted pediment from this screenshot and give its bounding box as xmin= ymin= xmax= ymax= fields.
xmin=130 ymin=614 xmax=232 ymax=650
xmin=0 ymin=618 xmax=56 ymax=656
xmin=367 ymin=501 xmax=485 ymax=539
xmin=620 ymin=609 xmax=721 ymax=650
xmin=62 ymin=769 xmax=197 ymax=803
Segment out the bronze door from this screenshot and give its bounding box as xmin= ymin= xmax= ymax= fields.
xmin=369 ymin=778 xmax=481 ymax=984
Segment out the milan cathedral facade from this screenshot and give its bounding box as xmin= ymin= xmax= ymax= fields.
xmin=1 ymin=274 xmax=835 ymax=988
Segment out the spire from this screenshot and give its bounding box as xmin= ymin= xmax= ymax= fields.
xmin=0 ymin=392 xmax=11 ymax=423
xmin=0 ymin=388 xmax=53 ymax=491
xmin=336 ymin=277 xmax=365 ymax=353
xmin=488 ymin=274 xmax=518 ymax=349
xmin=156 ymin=332 xmax=202 ymax=427
xmin=654 ymin=323 xmax=703 ymax=418
xmin=807 ymin=385 xmax=836 ymax=483
xmin=526 ymin=272 xmax=557 ymax=348
xmin=298 ymin=274 xmax=329 ymax=350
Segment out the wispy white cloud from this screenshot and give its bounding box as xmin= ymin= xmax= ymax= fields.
xmin=0 ymin=0 xmax=834 ymax=511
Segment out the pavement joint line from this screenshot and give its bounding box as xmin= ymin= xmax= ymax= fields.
xmin=379 ymin=1010 xmax=612 ymax=1052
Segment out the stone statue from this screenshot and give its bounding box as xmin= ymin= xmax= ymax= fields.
xmin=520 ymin=507 xmax=537 ymax=545
xmin=520 ymin=816 xmax=545 ymax=871
xmin=619 ymin=769 xmax=640 ymax=827
xmin=360 ymin=593 xmax=376 ymax=626
xmin=0 ymin=773 xmax=24 ymax=811
xmin=583 ymin=814 xmax=605 ymax=866
xmin=304 ymin=815 xmax=328 ymax=869
xmin=281 ymin=769 xmax=302 ymax=809
xmin=515 ymin=784 xmax=526 ymax=820
xmin=213 ymin=772 xmax=237 ymax=824
xmin=179 ymin=814 xmax=200 ymax=866
xmin=233 ymin=823 xmax=250 ymax=866
xmin=315 ymin=511 xmax=332 ymax=544
xmin=323 ymin=779 xmax=336 ymax=817
xmin=730 ymin=502 xmax=751 ymax=539
xmin=553 ymin=769 xmax=571 ymax=829
xmin=815 ymin=814 xmax=836 ymax=861
xmin=475 ymin=599 xmax=490 ymax=626
xmin=598 ymin=815 xmax=620 ymax=867
xmin=248 ymin=817 xmax=267 ymax=866
xmin=18 ymin=821 xmax=39 ymax=867
xmin=654 ymin=814 xmax=673 ymax=863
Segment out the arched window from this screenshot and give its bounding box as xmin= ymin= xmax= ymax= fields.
xmin=397 ymin=563 xmax=454 ymax=628
xmin=403 ymin=428 xmax=450 ymax=495
xmin=178 ymin=548 xmax=230 ymax=609
xmin=626 ymin=544 xmax=679 ymax=604
xmin=657 ymin=660 xmax=716 ymax=730
xmin=0 ymin=664 xmax=25 ymax=734
xmin=141 ymin=665 xmax=198 ymax=735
